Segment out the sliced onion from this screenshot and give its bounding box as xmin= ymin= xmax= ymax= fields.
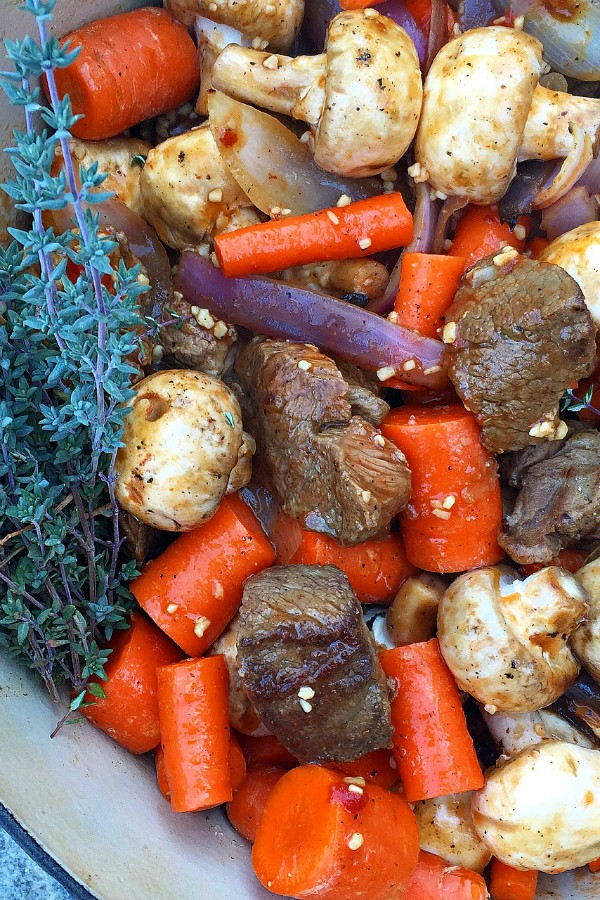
xmin=577 ymin=153 xmax=600 ymax=192
xmin=533 ymin=124 xmax=594 ymax=208
xmin=499 ymin=159 xmax=558 ymax=221
xmin=425 ymin=0 xmax=448 ymax=72
xmin=208 ymin=91 xmax=378 ymax=217
xmin=378 ymin=1 xmax=428 ymax=67
xmin=458 ymin=0 xmax=497 ymax=28
xmin=195 ymin=17 xmax=251 ymax=116
xmin=174 ymin=251 xmax=448 ymax=388
xmin=239 ymin=483 xmax=303 ymax=560
xmin=494 ymin=0 xmax=600 ymax=80
xmin=540 ymin=185 xmax=599 ymax=240
xmin=432 ymin=196 xmax=468 ymax=253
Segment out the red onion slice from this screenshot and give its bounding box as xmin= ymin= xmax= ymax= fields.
xmin=174 ymin=251 xmax=448 ymax=388
xmin=540 ymin=186 xmax=599 ymax=241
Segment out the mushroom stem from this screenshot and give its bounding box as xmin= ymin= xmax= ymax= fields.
xmin=212 ymin=46 xmax=326 ymax=125
xmin=520 ymin=85 xmax=600 ymax=161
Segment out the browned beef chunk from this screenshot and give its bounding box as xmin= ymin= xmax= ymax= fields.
xmin=160 ymin=289 xmax=238 ymax=377
xmin=209 ymin=614 xmax=268 ymax=737
xmin=234 ymin=338 xmax=411 ymax=545
xmin=499 ymin=430 xmax=600 ymax=564
xmin=237 ymin=564 xmax=393 ymax=763
xmin=444 ymin=253 xmax=597 ymax=453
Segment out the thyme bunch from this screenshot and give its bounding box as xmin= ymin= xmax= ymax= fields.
xmin=0 ymin=0 xmax=146 ymax=708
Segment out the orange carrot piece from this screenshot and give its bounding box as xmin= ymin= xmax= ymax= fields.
xmin=286 ymin=529 xmax=416 ymax=603
xmin=131 ymin=493 xmax=275 ymax=656
xmin=214 ymin=194 xmax=414 ymax=278
xmin=157 ymin=655 xmax=232 ymax=813
xmin=81 ymin=610 xmax=183 ymax=754
xmin=380 ymin=639 xmax=484 ymax=802
xmin=527 ymin=234 xmax=550 ymax=258
xmin=489 ymin=859 xmax=538 ymax=900
xmin=381 ymin=404 xmax=503 ymax=573
xmin=50 ymin=8 xmax=199 ymax=140
xmin=449 ymin=206 xmax=528 ymax=270
xmin=394 ymin=253 xmax=466 ymax=339
xmin=521 ymin=549 xmax=587 ymax=577
xmin=155 ymin=744 xmax=171 ymax=801
xmin=252 ymin=765 xmax=419 ymax=899
xmin=589 ymin=857 xmax=600 ymax=873
xmin=333 ymin=749 xmax=399 ymax=789
xmin=405 ymin=851 xmax=488 ymax=899
xmin=156 ymin=731 xmax=246 ymax=799
xmin=237 ymin=733 xmax=299 ymax=770
xmin=226 ymin=764 xmax=287 ymax=843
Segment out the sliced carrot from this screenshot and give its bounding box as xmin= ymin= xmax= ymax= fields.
xmin=381 ymin=404 xmax=503 ymax=573
xmin=155 ymin=744 xmax=171 ymax=801
xmin=214 ymin=194 xmax=414 ymax=278
xmin=226 ymin=764 xmax=287 ymax=843
xmin=521 ymin=549 xmax=587 ymax=577
xmin=405 ymin=851 xmax=488 ymax=899
xmin=527 ymin=234 xmax=550 ymax=258
xmin=333 ymin=749 xmax=399 ymax=789
xmin=380 ymin=639 xmax=484 ymax=803
xmin=589 ymin=857 xmax=600 ymax=873
xmin=268 ymin=507 xmax=303 ymax=565
xmin=252 ymin=765 xmax=419 ymax=899
xmin=286 ymin=529 xmax=416 ymax=603
xmin=237 ymin=733 xmax=299 ymax=770
xmin=394 ymin=253 xmax=466 ymax=339
xmin=156 ymin=730 xmax=246 ymax=800
xmin=157 ymin=655 xmax=231 ymax=813
xmin=449 ymin=205 xmax=528 ymax=270
xmin=81 ymin=609 xmax=183 ymax=754
xmin=50 ymin=8 xmax=199 ymax=140
xmin=131 ymin=493 xmax=275 ymax=656
xmin=489 ymin=859 xmax=538 ymax=900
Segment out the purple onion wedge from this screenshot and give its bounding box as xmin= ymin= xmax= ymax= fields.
xmin=175 ymin=251 xmax=448 ymax=389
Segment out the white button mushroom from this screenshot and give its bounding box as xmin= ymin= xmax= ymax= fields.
xmin=139 ymin=124 xmax=260 ymax=250
xmin=386 ymin=572 xmax=446 ymax=646
xmin=471 ymin=741 xmax=600 ymax=872
xmin=194 ymin=18 xmax=252 ymax=116
xmin=115 ymin=370 xmax=254 ymax=531
xmin=539 ymin=222 xmax=600 ymax=327
xmin=437 ymin=566 xmax=587 ymax=712
xmin=414 ymin=792 xmax=491 ymax=873
xmin=166 ymin=0 xmax=303 ymax=52
xmin=415 ymin=27 xmax=600 ymax=204
xmin=571 ymin=557 xmax=600 ymax=684
xmin=212 ymin=10 xmax=423 ymax=177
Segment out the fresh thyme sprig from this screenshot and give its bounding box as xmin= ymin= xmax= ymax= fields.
xmin=0 ymin=0 xmax=147 ymax=707
xmin=560 ymin=386 xmax=600 ymax=418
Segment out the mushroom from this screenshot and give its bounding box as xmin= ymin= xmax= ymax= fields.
xmin=481 ymin=706 xmax=598 ymax=756
xmin=115 ymin=370 xmax=254 ymax=531
xmin=139 ymin=123 xmax=260 ymax=250
xmin=280 ymin=259 xmax=390 ymax=302
xmin=572 ymin=558 xmax=600 ymax=684
xmin=165 ymin=0 xmax=303 ymax=51
xmin=415 ymin=27 xmax=600 ymax=204
xmin=194 ymin=18 xmax=252 ymax=116
xmin=212 ymin=9 xmax=423 ymax=177
xmin=386 ymin=572 xmax=446 ymax=646
xmin=437 ymin=566 xmax=587 ymax=712
xmin=471 ymin=741 xmax=600 ymax=872
xmin=539 ymin=221 xmax=600 ymax=327
xmin=414 ymin=792 xmax=492 ymax=874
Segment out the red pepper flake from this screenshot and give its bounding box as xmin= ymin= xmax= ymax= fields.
xmin=330 ymin=782 xmax=368 ymax=814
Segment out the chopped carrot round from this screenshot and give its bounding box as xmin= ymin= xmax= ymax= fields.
xmin=449 ymin=205 xmax=528 ymax=270
xmin=227 ymin=764 xmax=287 ymax=843
xmin=489 ymin=858 xmax=538 ymax=900
xmin=405 ymin=850 xmax=488 ymax=899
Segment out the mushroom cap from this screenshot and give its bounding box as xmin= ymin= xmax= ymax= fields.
xmin=415 ymin=792 xmax=491 ymax=874
xmin=115 ymin=369 xmax=252 ymax=531
xmin=140 ymin=124 xmax=252 ymax=249
xmin=165 ymin=0 xmax=303 ymax=51
xmin=539 ymin=221 xmax=600 ymax=327
xmin=415 ymin=26 xmax=543 ymax=203
xmin=314 ymin=10 xmax=422 ymax=178
xmin=437 ymin=566 xmax=586 ymax=712
xmin=571 ymin=557 xmax=600 ymax=684
xmin=472 ymin=741 xmax=600 ymax=871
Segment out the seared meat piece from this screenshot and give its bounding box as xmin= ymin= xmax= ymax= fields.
xmin=499 ymin=430 xmax=600 ymax=564
xmin=444 ymin=252 xmax=597 ymax=453
xmin=237 ymin=564 xmax=393 ymax=763
xmin=160 ymin=288 xmax=238 ymax=378
xmin=209 ymin=614 xmax=268 ymax=736
xmin=235 ymin=338 xmax=411 ymax=545
xmin=335 ymin=360 xmax=390 ymax=424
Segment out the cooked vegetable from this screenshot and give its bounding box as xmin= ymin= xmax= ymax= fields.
xmin=489 ymin=859 xmax=538 ymax=900
xmin=414 ymin=792 xmax=491 ymax=873
xmin=226 ymin=764 xmax=287 ymax=842
xmin=115 ymin=370 xmax=253 ymax=531
xmin=155 ymin=745 xmax=171 ymax=800
xmin=284 ymin=529 xmax=415 ymax=603
xmin=157 ymin=656 xmax=232 ymax=813
xmin=590 ymin=858 xmax=600 ymax=874
xmin=237 ymin=734 xmax=299 ymax=770
xmin=156 ymin=731 xmax=247 ymax=798
xmin=438 ymin=566 xmax=586 ymax=713
xmin=50 ymin=8 xmax=200 ymax=140
xmin=394 ymin=253 xmax=465 ymax=338
xmin=174 ymin=252 xmax=448 ymax=389
xmin=167 ymin=0 xmax=304 ymax=50
xmin=214 ymin=193 xmax=413 ymax=278
xmin=539 ymin=221 xmax=600 ymax=326
xmin=449 ymin=205 xmax=528 ymax=270
xmin=381 ymin=405 xmax=503 ymax=572
xmin=130 ymin=493 xmax=276 ymax=656
xmin=386 ymin=572 xmax=446 ymax=646
xmin=472 ymin=741 xmax=600 ymax=871
xmin=540 ymin=186 xmax=599 ymax=242
xmin=571 ymin=558 xmax=600 ymax=685
xmin=380 ymin=639 xmax=484 ymax=802
xmin=195 ymin=19 xmax=251 ymax=116
xmin=404 ymin=850 xmax=488 ymax=899
xmin=252 ymin=765 xmax=419 ymax=899
xmin=212 ymin=10 xmax=423 ymax=177
xmin=333 ymin=749 xmax=398 ymax=788
xmin=82 ymin=610 xmax=183 ymax=754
